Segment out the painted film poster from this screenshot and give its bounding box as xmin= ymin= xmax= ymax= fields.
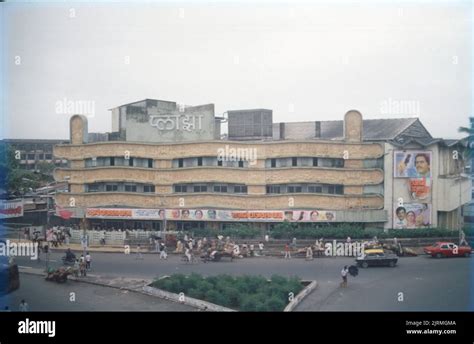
xmin=394 ymin=151 xmax=432 ymax=178
xmin=408 ymin=177 xmax=431 ymax=202
xmin=394 ymin=203 xmax=431 ymax=229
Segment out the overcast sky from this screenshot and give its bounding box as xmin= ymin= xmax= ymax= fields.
xmin=2 ymin=1 xmax=472 ymax=140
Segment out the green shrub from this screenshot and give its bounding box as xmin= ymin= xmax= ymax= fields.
xmin=152 ymin=274 xmax=303 ymax=311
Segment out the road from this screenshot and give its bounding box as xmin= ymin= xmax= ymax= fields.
xmin=12 ymin=251 xmax=474 ymax=311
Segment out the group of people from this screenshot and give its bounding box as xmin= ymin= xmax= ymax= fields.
xmin=64 ymin=248 xmax=92 ymax=277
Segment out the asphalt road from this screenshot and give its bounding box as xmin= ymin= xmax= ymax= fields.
xmin=13 ymin=251 xmax=474 ymax=311
xmin=0 ymin=274 xmax=194 ymax=311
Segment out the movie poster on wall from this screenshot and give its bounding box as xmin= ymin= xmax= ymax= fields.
xmin=408 ymin=177 xmax=432 ymax=202
xmin=393 ymin=203 xmax=431 ymax=229
xmin=394 ymin=151 xmax=432 ymax=178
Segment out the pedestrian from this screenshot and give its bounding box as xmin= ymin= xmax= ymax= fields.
xmin=258 ymin=241 xmax=264 ymax=256
xmin=460 ymin=230 xmax=468 ymax=246
xmin=136 ymin=244 xmax=143 ymax=260
xmin=185 ymin=247 xmax=192 ymax=262
xmin=265 ymin=234 xmax=269 ymax=242
xmin=291 ymin=237 xmax=297 ymax=251
xmin=85 ymin=252 xmax=91 ymax=270
xmin=101 ymin=231 xmax=107 ymax=246
xmin=154 ymin=238 xmax=160 ymax=252
xmin=160 ymin=242 xmax=168 ymax=260
xmin=19 ymin=299 xmax=29 ymax=312
xmin=284 ymin=243 xmax=291 ymax=259
xmin=80 ymin=260 xmax=87 ymax=277
xmin=80 ymin=254 xmax=85 ymax=264
xmin=306 ymin=246 xmax=313 ymax=261
xmin=73 ymin=259 xmax=80 ymax=277
xmin=340 ymin=266 xmax=349 ymax=288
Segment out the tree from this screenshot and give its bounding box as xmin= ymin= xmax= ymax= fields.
xmin=0 ymin=144 xmax=40 ymax=194
xmin=458 ymin=117 xmax=473 ymax=161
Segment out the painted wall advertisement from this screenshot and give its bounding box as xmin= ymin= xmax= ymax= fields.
xmin=0 ymin=200 xmax=24 ymax=219
xmin=408 ymin=177 xmax=431 ymax=202
xmin=86 ymin=208 xmax=336 ymax=222
xmin=394 ymin=203 xmax=431 ymax=229
xmin=394 ymin=151 xmax=432 ymax=178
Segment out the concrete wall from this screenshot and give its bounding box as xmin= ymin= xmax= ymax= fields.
xmin=55 ymin=192 xmax=384 ymax=210
xmin=125 ymin=103 xmax=215 ymax=143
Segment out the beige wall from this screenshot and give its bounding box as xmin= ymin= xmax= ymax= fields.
xmin=54 ymin=166 xmax=383 ymax=187
xmin=54 ymin=140 xmax=384 ymax=160
xmin=55 ymin=192 xmax=384 ymax=210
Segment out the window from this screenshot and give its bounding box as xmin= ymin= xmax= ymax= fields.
xmin=174 ymin=185 xmax=187 ymax=193
xmin=197 ymin=157 xmax=203 ymax=166
xmin=193 ymin=185 xmax=207 ymax=192
xmin=292 ymin=157 xmax=297 ymax=167
xmin=328 ymin=185 xmax=335 ymax=194
xmin=266 ymin=185 xmax=281 ymax=194
xmin=91 ymin=157 xmax=97 ymax=167
xmin=88 ymin=184 xmax=100 ymax=192
xmin=334 ymin=159 xmax=344 ymax=168
xmin=27 ymin=154 xmax=35 ymax=160
xmin=178 ymin=158 xmax=184 ymax=168
xmin=288 ymin=185 xmax=302 ymax=193
xmin=238 ymin=160 xmax=244 ymax=168
xmin=45 ymin=154 xmax=52 ymax=160
xmin=20 ymin=153 xmax=26 ymax=160
xmin=217 ymin=159 xmax=223 ymax=167
xmin=313 ymin=158 xmax=318 ymax=166
xmin=148 ymin=159 xmax=153 ymax=168
xmin=110 ymin=157 xmax=115 ymax=166
xmin=128 ymin=158 xmax=134 ymax=167
xmin=38 ymin=153 xmax=44 ymax=160
xmin=271 ymin=159 xmax=276 ymax=168
xmin=125 ymin=184 xmax=137 ymax=192
xmin=335 ymin=185 xmax=344 ymax=195
xmin=234 ymin=185 xmax=247 ymax=193
xmin=106 ymin=184 xmax=118 ymax=192
xmin=308 ymin=185 xmax=322 ymax=193
xmin=214 ymin=185 xmax=228 ymax=193
xmin=144 ymin=185 xmax=155 ymax=193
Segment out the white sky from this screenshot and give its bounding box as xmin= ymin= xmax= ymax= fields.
xmin=2 ymin=1 xmax=473 ymax=139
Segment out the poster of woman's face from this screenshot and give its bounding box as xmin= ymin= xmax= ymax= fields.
xmin=394 ymin=151 xmax=432 ymax=178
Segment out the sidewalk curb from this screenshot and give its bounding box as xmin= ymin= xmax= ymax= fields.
xmin=142 ymin=285 xmax=235 ymax=312
xmin=284 ymin=280 xmax=318 ymax=312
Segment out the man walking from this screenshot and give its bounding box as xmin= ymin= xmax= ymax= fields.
xmin=19 ymin=300 xmax=29 ymax=312
xmin=160 ymin=242 xmax=168 ymax=260
xmin=284 ymin=243 xmax=291 ymax=259
xmin=85 ymin=252 xmax=91 ymax=270
xmin=136 ymin=244 xmax=144 ymax=260
xmin=340 ymin=266 xmax=349 ymax=288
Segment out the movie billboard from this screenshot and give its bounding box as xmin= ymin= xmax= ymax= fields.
xmin=394 ymin=151 xmax=432 ymax=178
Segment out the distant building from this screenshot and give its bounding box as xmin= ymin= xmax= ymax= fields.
xmin=1 ymin=139 xmax=69 ymax=170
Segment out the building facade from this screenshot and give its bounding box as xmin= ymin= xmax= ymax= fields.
xmin=52 ymin=99 xmax=471 ymax=232
xmin=2 ymin=139 xmax=69 ymax=170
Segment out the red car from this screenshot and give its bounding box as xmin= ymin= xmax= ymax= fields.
xmin=423 ymin=242 xmax=472 ymax=258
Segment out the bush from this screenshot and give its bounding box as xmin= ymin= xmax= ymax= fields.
xmin=151 ymin=274 xmax=304 ymax=311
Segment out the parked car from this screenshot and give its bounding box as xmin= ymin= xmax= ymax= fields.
xmin=355 ymin=249 xmax=398 ymax=268
xmin=423 ymin=242 xmax=472 ymax=258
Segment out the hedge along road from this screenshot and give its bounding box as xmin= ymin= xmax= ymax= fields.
xmin=14 ymin=251 xmax=473 ymax=311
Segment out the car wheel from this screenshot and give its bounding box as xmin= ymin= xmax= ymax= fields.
xmin=435 ymin=253 xmax=443 ymax=259
xmin=389 ymin=261 xmax=396 ymax=267
xmin=361 ymin=262 xmax=369 ymax=268
xmin=464 ymin=252 xmax=471 ymax=258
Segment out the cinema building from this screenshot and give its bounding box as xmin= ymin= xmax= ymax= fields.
xmin=53 ymin=99 xmax=471 ymax=232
